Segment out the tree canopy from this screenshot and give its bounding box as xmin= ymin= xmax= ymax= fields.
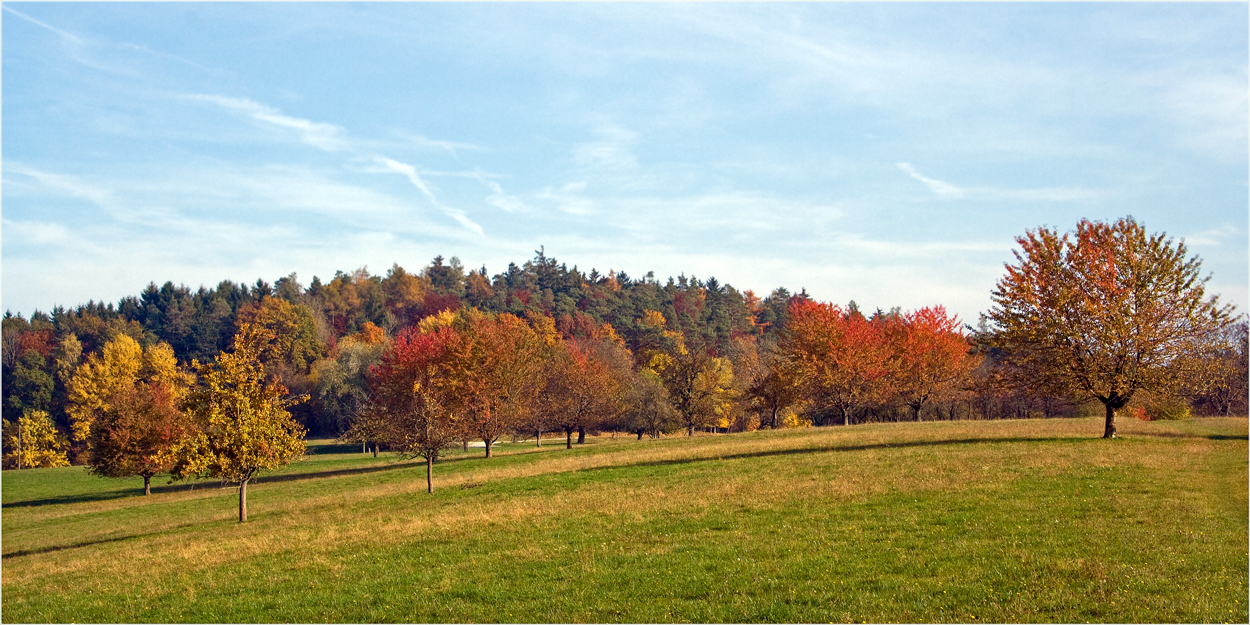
xmin=166 ymin=323 xmax=306 ymax=521
xmin=987 ymin=216 xmax=1234 ymax=438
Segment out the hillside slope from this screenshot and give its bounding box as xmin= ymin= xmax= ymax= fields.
xmin=3 ymin=417 xmax=1246 ymax=623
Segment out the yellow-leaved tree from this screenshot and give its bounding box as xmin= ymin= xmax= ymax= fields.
xmin=67 ymin=335 xmax=187 ymax=443
xmin=2 ymin=410 xmax=70 ymax=469
xmin=166 ymin=323 xmax=306 ymax=522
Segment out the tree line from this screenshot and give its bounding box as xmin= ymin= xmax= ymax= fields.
xmin=3 ymin=219 xmax=1246 ymax=515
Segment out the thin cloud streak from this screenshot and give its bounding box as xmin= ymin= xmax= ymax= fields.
xmin=896 ymin=163 xmax=1100 ymax=202
xmin=897 ymin=162 xmax=966 ymax=198
xmin=188 ymin=94 xmax=348 ymax=152
xmin=375 ymin=157 xmax=484 ymax=236
xmin=185 ymin=92 xmax=488 ymax=235
xmin=3 ymin=6 xmax=83 ymax=44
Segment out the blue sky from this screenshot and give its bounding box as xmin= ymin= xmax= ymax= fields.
xmin=3 ymin=3 xmax=1246 ymax=323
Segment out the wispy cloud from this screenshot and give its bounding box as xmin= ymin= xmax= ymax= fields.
xmin=374 ymin=157 xmax=484 ymax=236
xmin=1183 ymin=224 xmax=1240 ymax=247
xmin=4 ymin=6 xmax=225 ymax=78
xmin=572 ymin=123 xmax=639 ymax=171
xmin=118 ymin=42 xmax=228 ymax=76
xmin=5 ymin=164 xmax=116 ymax=207
xmin=536 ymin=182 xmax=595 ymax=216
xmin=474 ymin=174 xmax=527 ymax=214
xmin=185 ymin=93 xmax=490 ymax=235
xmin=896 ymin=163 xmax=1099 ymax=202
xmin=1160 ymin=72 xmax=1249 ymax=160
xmin=3 ymin=6 xmax=84 ymax=44
xmin=404 ymin=133 xmax=483 ymax=159
xmin=188 ymin=94 xmax=348 ymax=152
xmin=829 ymin=232 xmax=1006 ymax=259
xmin=897 ymin=162 xmax=967 ymax=198
xmin=2 ymin=219 xmax=72 ymax=247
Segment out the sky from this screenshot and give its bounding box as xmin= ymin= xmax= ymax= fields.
xmin=3 ymin=3 xmax=1247 ymax=324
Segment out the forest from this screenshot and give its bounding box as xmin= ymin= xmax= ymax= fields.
xmin=4 ymin=239 xmax=1247 ymax=477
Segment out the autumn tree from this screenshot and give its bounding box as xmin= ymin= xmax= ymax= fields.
xmin=622 ymin=370 xmax=678 ymax=439
xmin=234 ymin=296 xmax=325 ymax=375
xmin=784 ymin=300 xmax=893 ymax=426
xmin=381 ymin=264 xmax=428 ymax=328
xmin=693 ymin=356 xmax=739 ymax=433
xmin=886 ymin=306 xmax=978 ymax=421
xmin=2 ymin=410 xmax=70 ymax=469
xmin=537 ymin=339 xmax=626 ymax=448
xmin=987 ymin=217 xmax=1234 ymax=438
xmin=637 ymin=311 xmax=734 ymax=436
xmin=1187 ymin=320 xmax=1249 ymax=416
xmin=730 ymin=335 xmax=804 ymax=430
xmin=87 ymin=381 xmax=192 ymax=494
xmin=166 ymin=322 xmax=306 ymax=522
xmin=352 ymin=326 xmax=464 ymax=492
xmin=312 ymin=328 xmax=387 ymax=439
xmin=450 ymin=311 xmax=544 ymax=458
xmin=67 ymin=335 xmax=187 ymax=444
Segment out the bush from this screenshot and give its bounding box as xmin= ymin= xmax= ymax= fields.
xmin=779 ymin=407 xmax=812 ymax=429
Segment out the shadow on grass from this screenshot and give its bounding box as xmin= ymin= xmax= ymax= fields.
xmin=574 ymin=429 xmax=1245 ymax=476
xmin=2 ymin=460 xmax=427 ymax=509
xmin=2 ymin=521 xmax=206 ymax=559
xmin=1127 ymin=430 xmax=1248 ymax=441
xmin=584 ymin=436 xmax=1085 ymax=474
xmin=305 ymin=441 xmax=372 ymax=455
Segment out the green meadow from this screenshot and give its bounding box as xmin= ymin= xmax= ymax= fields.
xmin=3 ymin=416 xmax=1246 ymax=623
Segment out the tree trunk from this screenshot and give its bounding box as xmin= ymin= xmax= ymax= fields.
xmin=1103 ymin=403 xmax=1118 ymax=439
xmin=362 ymin=442 xmax=367 ymax=454
xmin=687 ymin=424 xmax=694 ymax=436
xmin=484 ymin=439 xmax=492 ymax=458
xmin=238 ymin=479 xmax=249 ymax=523
xmin=143 ymin=475 xmax=151 ymax=496
xmin=372 ymin=443 xmax=378 ymax=458
xmin=463 ymin=440 xmax=469 ymax=452
xmin=577 ymin=426 xmax=585 ymax=444
xmin=536 ymin=429 xmax=542 ymax=447
xmin=636 ymin=430 xmax=643 ymax=440
xmin=565 ymin=428 xmax=573 ymax=449
xmin=426 ymin=456 xmax=433 ymax=493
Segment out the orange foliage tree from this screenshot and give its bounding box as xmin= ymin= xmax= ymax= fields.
xmin=537 ymin=340 xmax=626 ymax=448
xmin=885 ymin=306 xmax=978 ymax=421
xmin=88 ymin=381 xmax=193 ymax=495
xmin=784 ymin=300 xmax=892 ymax=425
xmin=451 ymin=311 xmax=545 ymax=458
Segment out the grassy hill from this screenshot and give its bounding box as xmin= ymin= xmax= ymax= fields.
xmin=2 ymin=417 xmax=1246 ymax=623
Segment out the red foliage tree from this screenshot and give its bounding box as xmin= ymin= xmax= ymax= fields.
xmin=784 ymin=300 xmax=892 ymax=425
xmin=537 ymin=340 xmax=625 ymax=448
xmin=359 ymin=326 xmax=465 ymax=492
xmin=885 ymin=306 xmax=978 ymax=421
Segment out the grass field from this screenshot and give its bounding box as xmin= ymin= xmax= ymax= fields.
xmin=2 ymin=416 xmax=1246 ymax=623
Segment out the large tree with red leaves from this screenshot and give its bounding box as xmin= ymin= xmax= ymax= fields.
xmin=987 ymin=217 xmax=1233 ymax=438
